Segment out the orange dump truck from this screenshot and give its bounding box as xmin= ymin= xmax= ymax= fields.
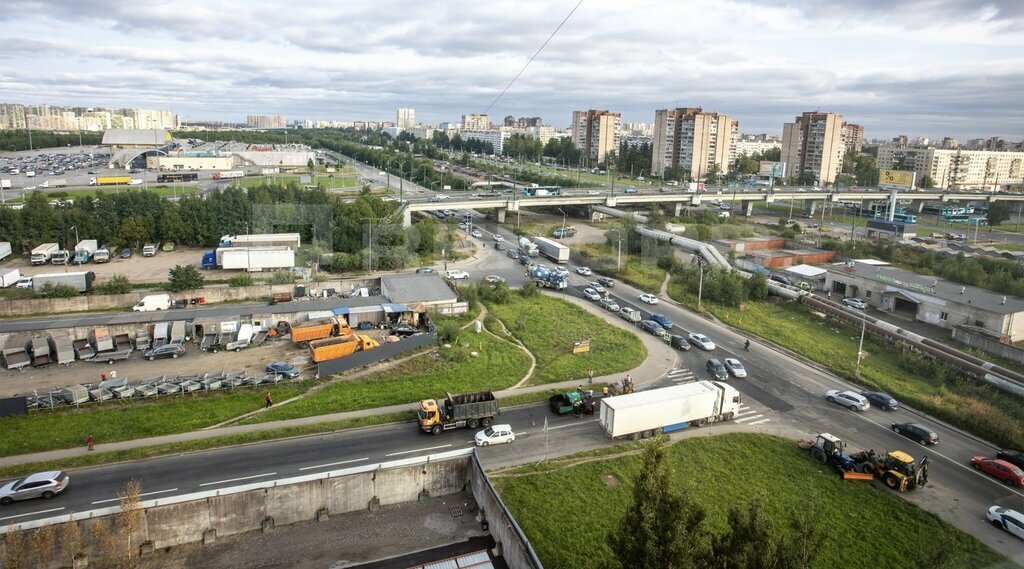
xmin=308 ymin=334 xmax=381 ymax=363
xmin=290 ymin=317 xmax=352 ymax=345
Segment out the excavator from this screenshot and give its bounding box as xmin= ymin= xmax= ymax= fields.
xmin=801 ymin=433 xmax=930 ymax=492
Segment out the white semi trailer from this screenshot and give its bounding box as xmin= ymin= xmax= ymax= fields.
xmin=599 ymin=381 xmax=742 ymax=440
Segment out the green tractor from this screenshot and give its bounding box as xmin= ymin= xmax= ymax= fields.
xmin=549 ymin=391 xmax=595 ymax=416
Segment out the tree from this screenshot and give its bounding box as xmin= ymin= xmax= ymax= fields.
xmin=307 ymin=158 xmax=315 ymax=170
xmin=118 ymin=215 xmax=150 ymax=249
xmin=168 ymin=264 xmax=205 ymax=292
xmin=40 ymin=283 xmax=78 ymax=298
xmin=919 ymin=174 xmax=935 ymax=189
xmin=607 ymin=437 xmax=709 ymax=569
xmin=94 ymin=274 xmax=133 ymax=295
xmin=987 ymin=202 xmax=1011 ymax=226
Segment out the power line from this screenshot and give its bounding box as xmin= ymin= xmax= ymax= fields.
xmin=482 ymin=0 xmax=585 ymax=115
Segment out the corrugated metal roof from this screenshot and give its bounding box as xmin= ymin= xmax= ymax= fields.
xmin=382 ymin=273 xmax=457 ymax=304
xmin=101 ymin=129 xmax=171 ymax=146
xmin=382 ymin=303 xmax=410 ymax=313
xmin=783 ymin=264 xmax=826 ymax=277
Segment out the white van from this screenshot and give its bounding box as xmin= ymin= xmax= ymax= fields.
xmin=133 ymin=294 xmax=171 ymax=312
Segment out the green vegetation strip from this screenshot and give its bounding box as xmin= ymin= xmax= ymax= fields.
xmin=496 ymin=433 xmax=1008 ymax=569
xmin=574 ymin=243 xmax=667 ymax=294
xmin=485 ymin=293 xmax=646 ymax=384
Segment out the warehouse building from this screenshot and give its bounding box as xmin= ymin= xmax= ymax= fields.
xmin=380 ymin=273 xmax=464 ymax=315
xmin=826 ymin=260 xmax=1024 ymax=341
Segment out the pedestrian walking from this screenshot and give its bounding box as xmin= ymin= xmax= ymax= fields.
xmin=101 ymin=372 xmax=107 ymax=382
xmin=87 ymin=433 xmax=94 ymax=451
xmin=264 ymin=391 xmax=273 ymax=408
xmin=587 ymin=370 xmax=594 ymax=384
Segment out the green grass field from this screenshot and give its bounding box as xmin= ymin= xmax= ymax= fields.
xmin=574 ymin=243 xmax=667 ymax=294
xmin=485 ymin=293 xmax=646 ymax=384
xmin=496 ymin=433 xmax=1008 ymax=569
xmin=7 ymin=186 xmax=200 ymax=202
xmin=239 ymin=175 xmax=363 ymax=189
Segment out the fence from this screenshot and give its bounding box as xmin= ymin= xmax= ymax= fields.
xmin=952 ymin=325 xmax=1024 ymax=365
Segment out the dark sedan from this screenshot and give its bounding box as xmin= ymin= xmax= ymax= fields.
xmin=669 ymin=335 xmax=691 ymax=351
xmin=390 ymin=324 xmax=419 ymax=337
xmin=266 ymin=361 xmax=300 ymax=379
xmin=996 ymin=450 xmax=1024 ymax=470
xmin=121 ymin=247 xmax=133 ymax=259
xmin=891 ymin=422 xmax=939 ymax=445
xmin=639 ymin=320 xmax=665 ymax=336
xmin=860 ymin=391 xmax=899 ymax=411
xmin=144 ymin=343 xmax=185 ymax=361
xmin=650 ymin=314 xmax=674 ymax=330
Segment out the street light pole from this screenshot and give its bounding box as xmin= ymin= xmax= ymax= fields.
xmin=558 ymin=208 xmax=567 ymax=235
xmin=696 ymin=258 xmax=706 ymax=311
xmin=855 ymin=309 xmax=867 ymax=377
xmin=609 ymin=229 xmax=622 ymax=271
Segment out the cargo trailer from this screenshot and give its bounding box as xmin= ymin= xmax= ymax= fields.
xmin=0 ymin=268 xmax=21 ymax=288
xmin=2 ymin=334 xmax=31 ymax=371
xmin=32 ymin=271 xmax=94 ymax=293
xmin=532 ymin=236 xmax=570 ymax=264
xmin=599 ymin=381 xmax=742 ymax=440
xmin=31 ymin=336 xmax=52 ymax=367
xmin=49 ymin=332 xmax=75 ymax=366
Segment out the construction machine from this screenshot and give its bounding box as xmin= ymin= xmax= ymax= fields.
xmin=800 ymin=433 xmax=929 ymax=491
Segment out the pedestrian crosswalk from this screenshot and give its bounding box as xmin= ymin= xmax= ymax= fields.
xmin=733 ymin=405 xmax=770 ymax=426
xmin=667 ymin=368 xmax=696 ymax=383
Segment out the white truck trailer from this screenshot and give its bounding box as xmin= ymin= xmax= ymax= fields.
xmin=0 ymin=241 xmax=11 ymax=261
xmin=220 ymin=247 xmax=295 ymax=271
xmin=0 ymin=268 xmax=22 ymax=288
xmin=598 ymin=381 xmax=742 ymax=440
xmin=219 ymin=233 xmax=301 ymax=250
xmin=32 ymin=271 xmax=95 ymax=294
xmin=532 ymin=236 xmax=570 ymax=264
xmin=31 ymin=243 xmax=59 ymax=265
xmin=74 ymin=239 xmax=98 ymax=264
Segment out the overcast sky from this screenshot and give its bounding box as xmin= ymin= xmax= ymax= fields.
xmin=2 ymin=0 xmax=1023 ymax=140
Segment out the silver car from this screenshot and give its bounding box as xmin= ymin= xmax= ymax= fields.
xmin=0 ymin=471 xmax=70 ymax=504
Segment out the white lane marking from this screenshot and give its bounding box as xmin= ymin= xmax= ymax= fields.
xmin=0 ymin=507 xmax=65 ymax=521
xmin=734 ymin=414 xmax=764 ymax=423
xmin=91 ymin=488 xmax=179 ymax=505
xmin=199 ymin=472 xmax=277 ymax=487
xmin=299 ymin=457 xmax=370 ymax=471
xmin=747 ymin=419 xmax=771 ymax=426
xmin=385 ymin=444 xmax=452 ymax=457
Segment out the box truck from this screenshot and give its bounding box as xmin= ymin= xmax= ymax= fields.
xmin=599 ymin=381 xmax=742 ymax=440
xmin=133 ymin=294 xmax=171 ymax=312
xmin=202 ymin=247 xmax=295 ymax=271
xmin=32 ymin=271 xmax=95 ymax=294
xmin=143 ymin=243 xmax=158 ymax=257
xmin=213 ymin=170 xmax=244 ymax=180
xmin=50 ymin=250 xmax=70 ymax=265
xmin=93 ymin=246 xmax=110 ymax=263
xmin=0 ymin=268 xmax=22 ymax=288
xmin=0 ymin=241 xmax=11 ymax=261
xmin=532 ymin=236 xmax=570 ymax=264
xmin=90 ymin=176 xmax=132 ymax=186
xmin=31 ymin=243 xmax=59 ymax=265
xmin=74 ymin=239 xmax=98 ymax=264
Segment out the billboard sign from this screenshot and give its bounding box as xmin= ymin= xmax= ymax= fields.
xmin=879 ymin=169 xmax=914 ymax=188
xmin=759 ymin=161 xmax=786 ymax=178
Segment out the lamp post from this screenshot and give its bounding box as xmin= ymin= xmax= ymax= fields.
xmin=695 ymin=257 xmax=707 ymax=311
xmin=361 ymin=217 xmax=375 ymax=272
xmin=558 ymin=208 xmax=567 ymax=236
xmin=68 ymin=225 xmax=79 ymax=270
xmin=855 ymin=308 xmax=867 ymax=377
xmin=608 ymin=229 xmax=622 ymax=271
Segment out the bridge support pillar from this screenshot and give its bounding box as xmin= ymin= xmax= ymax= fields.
xmin=496 ymin=208 xmax=506 ymax=224
xmin=743 ymin=201 xmax=755 ymax=217
xmin=402 ymin=207 xmax=412 ymax=228
xmin=803 ymin=199 xmax=817 ymax=216
xmin=914 ymin=200 xmax=926 ymax=213
xmin=673 ymin=202 xmax=683 ymax=217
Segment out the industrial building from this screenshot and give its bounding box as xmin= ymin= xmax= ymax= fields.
xmin=826 ymin=260 xmax=1024 ymax=341
xmin=101 ymin=129 xmax=174 ymax=168
xmin=380 ymin=273 xmax=460 ymax=314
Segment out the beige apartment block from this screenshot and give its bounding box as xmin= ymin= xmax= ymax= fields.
xmin=652 ymin=107 xmax=737 ymax=179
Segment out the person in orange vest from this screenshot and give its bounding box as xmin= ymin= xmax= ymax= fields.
xmin=264 ymin=391 xmax=273 ymax=408
xmin=87 ymin=433 xmax=94 ymax=451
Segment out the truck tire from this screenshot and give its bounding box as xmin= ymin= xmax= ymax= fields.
xmin=883 ymin=473 xmax=900 ymax=490
xmin=723 ymin=412 xmax=734 ymax=420
xmin=468 ymin=419 xmax=479 ymax=429
xmin=481 ymin=417 xmax=492 ymax=427
xmin=431 ymin=425 xmax=443 ymax=435
xmin=108 ymin=359 xmax=115 ymax=365
xmin=810 ymin=448 xmax=827 ymax=464
xmin=695 ymin=417 xmax=707 ymax=427
xmin=235 ymin=348 xmax=241 ymax=353
xmin=641 ymin=430 xmax=651 ymax=439
xmin=628 ymin=432 xmax=640 ymax=441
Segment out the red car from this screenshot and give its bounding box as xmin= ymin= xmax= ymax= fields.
xmin=970 ymin=456 xmax=1024 ymax=487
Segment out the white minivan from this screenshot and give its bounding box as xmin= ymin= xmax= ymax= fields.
xmin=133 ymin=293 xmax=171 ymax=312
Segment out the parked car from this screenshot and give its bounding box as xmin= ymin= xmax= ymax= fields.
xmin=588 ymin=282 xmax=606 ymax=294
xmin=471 ymin=229 xmax=483 ymax=238
xmin=475 ymin=424 xmax=515 ymax=446
xmin=484 ymin=275 xmax=506 ymax=284
xmin=842 ymin=297 xmax=868 ymax=310
xmin=121 ymin=247 xmax=133 ymax=259
xmin=576 ymin=266 xmax=592 ymax=276
xmin=582 ymin=288 xmax=601 ymax=301
xmin=141 ymin=343 xmax=183 ymax=360
xmin=669 ymin=335 xmax=691 ymax=351
xmin=390 ymin=324 xmax=418 ymax=337
xmin=599 ymin=297 xmax=620 ymax=312
xmin=824 ymin=389 xmax=870 ymax=411
xmin=638 ymin=293 xmax=659 ymax=305
xmin=724 ymin=358 xmax=747 ymax=378
xmin=687 ymin=333 xmax=716 ymax=351
xmin=415 ymin=267 xmax=436 ymax=274
xmin=971 ymin=457 xmax=1024 ymax=487
xmin=0 ymin=471 xmax=70 ymax=505
xmin=891 ymin=422 xmax=939 ymax=445
xmin=266 ymin=361 xmax=300 ymax=379
xmin=495 ymin=243 xmax=506 ymax=251
xmin=619 ymin=307 xmax=642 ymax=323
xmin=597 ymin=276 xmax=614 ymax=288
xmin=15 ymin=276 xmax=33 ymax=289
xmin=859 ymin=391 xmax=899 ymax=411
xmin=996 ymin=450 xmax=1024 ymax=470
xmin=639 ymin=320 xmax=665 ymax=336
xmin=446 ymin=269 xmax=470 ymax=280
xmin=986 ymin=506 xmax=1024 ymax=540
xmin=706 ymin=359 xmax=728 ymax=380
xmin=650 ymin=314 xmax=674 ymax=330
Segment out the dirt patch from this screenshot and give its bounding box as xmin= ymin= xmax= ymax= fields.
xmin=601 ymin=474 xmax=622 ymax=488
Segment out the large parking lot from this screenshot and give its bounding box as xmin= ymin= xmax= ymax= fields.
xmin=6 ymin=247 xmax=260 ymax=284
xmin=1 ymin=145 xmax=111 ymax=189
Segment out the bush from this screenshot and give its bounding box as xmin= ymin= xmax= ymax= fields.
xmin=435 ymin=321 xmax=461 ymax=344
xmin=167 ymin=265 xmax=205 ymax=292
xmin=93 ymin=274 xmax=133 ymax=295
xmin=228 ymin=274 xmax=255 ymax=287
xmin=40 ymin=282 xmax=78 ymax=298
xmin=268 ymin=270 xmax=296 ymax=285
xmin=520 ymin=282 xmax=539 ymax=298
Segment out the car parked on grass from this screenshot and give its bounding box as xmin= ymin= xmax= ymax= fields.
xmin=475 ymin=424 xmax=515 ymax=446
xmin=860 ymin=391 xmax=899 ymax=411
xmin=724 ymin=358 xmax=747 ymax=378
xmin=639 ymin=320 xmax=665 ymax=336
xmin=996 ymin=450 xmax=1024 ymax=470
xmin=669 ymin=335 xmax=691 ymax=351
xmin=446 ymin=269 xmax=470 ymax=280
xmin=582 ymin=288 xmax=601 ymax=301
xmin=971 ymin=457 xmax=1024 ymax=487
xmin=576 ymin=266 xmax=592 ymax=276
xmin=599 ymin=297 xmax=620 ymax=312
xmin=144 ymin=343 xmax=185 ymax=361
xmin=842 ymin=297 xmax=868 ymax=310
xmin=266 ymin=361 xmax=300 ymax=378
xmin=824 ymin=390 xmax=870 ymax=411
xmin=987 ymin=506 xmax=1024 ymax=540
xmin=650 ymin=314 xmax=674 ymax=330
xmin=891 ymin=422 xmax=939 ymax=445
xmin=638 ymin=293 xmax=659 ymax=305
xmin=597 ymin=276 xmax=614 ymax=288
xmin=706 ymin=358 xmax=728 ymax=380
xmin=687 ymin=333 xmax=716 ymax=351
xmin=0 ymin=471 xmax=70 ymax=505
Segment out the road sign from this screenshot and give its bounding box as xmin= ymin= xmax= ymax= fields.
xmin=759 ymin=161 xmax=786 ymax=178
xmin=879 ymin=170 xmax=914 ymax=187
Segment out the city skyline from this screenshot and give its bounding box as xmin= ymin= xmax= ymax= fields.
xmin=1 ymin=0 xmax=1023 ymax=140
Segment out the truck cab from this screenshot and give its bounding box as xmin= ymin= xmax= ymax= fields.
xmin=51 ymin=250 xmax=70 ymax=265
xmin=142 ymin=244 xmax=157 ymax=257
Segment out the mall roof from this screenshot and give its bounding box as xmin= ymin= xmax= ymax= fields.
xmin=101 ymin=129 xmax=171 ymax=146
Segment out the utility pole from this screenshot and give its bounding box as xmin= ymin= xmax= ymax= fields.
xmin=855 ymin=310 xmax=867 ymax=377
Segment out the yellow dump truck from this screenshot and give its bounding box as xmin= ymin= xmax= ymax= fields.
xmin=308 ymin=334 xmax=380 ymax=363
xmin=290 ymin=317 xmax=352 ymax=346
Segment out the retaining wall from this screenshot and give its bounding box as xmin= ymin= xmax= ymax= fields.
xmin=953 ymin=326 xmax=1024 ymax=365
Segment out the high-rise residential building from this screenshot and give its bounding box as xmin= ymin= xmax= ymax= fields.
xmin=503 ymin=115 xmax=516 ymax=127
xmin=941 ymin=137 xmax=960 ymax=149
xmin=460 ymin=130 xmax=510 ymax=154
xmin=396 ymin=108 xmax=415 ymax=129
xmin=842 ymin=123 xmax=864 ymax=153
xmin=462 ymin=114 xmax=492 ymax=130
xmin=876 ymin=145 xmax=1024 ymax=190
xmin=247 ymin=115 xmax=286 ymax=129
xmin=651 ymin=108 xmax=737 ymax=179
xmin=731 ymin=135 xmax=781 ymax=161
xmin=571 ymin=109 xmax=621 ymax=165
xmin=781 ymin=111 xmax=846 ymax=185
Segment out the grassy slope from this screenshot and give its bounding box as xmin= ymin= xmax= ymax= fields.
xmin=496 ymin=433 xmax=1008 ymax=569
xmin=485 ymin=293 xmax=646 ymax=384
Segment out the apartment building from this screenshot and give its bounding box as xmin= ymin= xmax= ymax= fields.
xmin=731 ymin=135 xmax=781 ymax=161
xmin=842 ymin=123 xmax=864 ymax=153
xmin=651 ymin=107 xmax=737 ymax=179
xmin=571 ymin=109 xmax=621 ymax=164
xmin=781 ymin=111 xmax=846 ymax=184
xmin=876 ymin=146 xmax=1024 ymax=190
xmin=396 ymin=108 xmax=415 ymax=129
xmin=460 ymin=129 xmax=509 ymax=154
xmin=462 ymin=114 xmax=492 ymax=131
xmin=246 ymin=115 xmax=286 ymax=129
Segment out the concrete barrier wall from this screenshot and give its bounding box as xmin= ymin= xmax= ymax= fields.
xmin=952 ymin=326 xmax=1024 ymax=365
xmin=468 ymin=452 xmax=544 ymax=569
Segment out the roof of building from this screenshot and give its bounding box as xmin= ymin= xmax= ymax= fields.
xmin=828 ymin=260 xmax=1024 ymax=315
xmin=783 ymin=264 xmax=827 ymax=278
xmin=101 ymin=129 xmax=171 ymax=146
xmin=382 ymin=273 xmax=457 ymax=304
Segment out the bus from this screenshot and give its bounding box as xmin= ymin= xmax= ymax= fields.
xmin=945 ymin=214 xmax=987 ymax=225
xmin=861 ymin=208 xmax=917 ymax=224
xmin=523 ymin=185 xmax=562 ymax=197
xmin=157 ymin=172 xmax=199 ymax=183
